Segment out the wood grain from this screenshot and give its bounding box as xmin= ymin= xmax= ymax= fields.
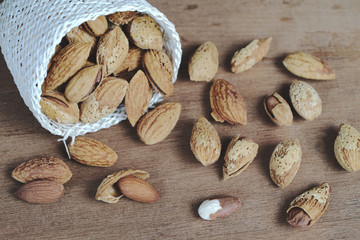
xmin=1 ymin=0 xmax=360 ymax=239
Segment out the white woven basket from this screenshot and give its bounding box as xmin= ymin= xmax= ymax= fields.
xmin=0 ymin=0 xmax=182 ymax=139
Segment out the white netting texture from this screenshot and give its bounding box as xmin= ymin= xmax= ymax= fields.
xmin=0 ymin=0 xmax=182 ymax=139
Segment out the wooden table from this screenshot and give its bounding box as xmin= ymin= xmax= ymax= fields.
xmin=1 ymin=0 xmax=360 ymax=239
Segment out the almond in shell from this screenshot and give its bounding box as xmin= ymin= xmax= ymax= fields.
xmin=84 ymin=15 xmax=108 ymax=37
xmin=107 ymin=11 xmax=138 ymax=25
xmin=68 ymin=137 xmax=118 ymax=167
xmin=264 ymin=92 xmax=293 ymax=127
xmin=125 ymin=70 xmax=153 ymax=127
xmin=137 ymin=102 xmax=181 ymax=145
xmin=190 ymin=116 xmax=221 ymax=166
xmin=66 ymin=25 xmax=96 ymax=51
xmin=114 ymin=47 xmax=144 ymax=75
xmin=210 ymin=79 xmax=247 ymax=125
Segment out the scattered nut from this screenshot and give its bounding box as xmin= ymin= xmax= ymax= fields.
xmin=264 ymin=92 xmax=293 ymax=126
xmin=198 ymin=196 xmax=241 ymax=220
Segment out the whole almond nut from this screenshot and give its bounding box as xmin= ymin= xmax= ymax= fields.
xmin=143 ymin=49 xmax=174 ymax=96
xmin=84 ymin=15 xmax=108 ymax=37
xmin=125 ymin=70 xmax=153 ymax=127
xmin=65 ymin=65 xmax=103 ymax=103
xmin=107 ymin=11 xmax=138 ymax=25
xmin=270 ymin=139 xmax=302 ymax=188
xmin=96 ymin=169 xmax=150 ymax=203
xmin=287 ymin=182 xmax=331 ymax=227
xmin=334 ymin=123 xmax=360 ymax=172
xmin=114 ymin=47 xmax=144 ymax=75
xmin=12 ymin=157 xmax=72 ymax=184
xmin=68 ymin=137 xmax=118 ymax=167
xmin=117 ymin=175 xmax=160 ymax=203
xmin=43 ymin=42 xmax=92 ymax=92
xmin=223 ymin=136 xmax=259 ymax=180
xmin=40 ymin=91 xmax=80 ymax=124
xmin=97 ymin=26 xmax=129 ymax=76
xmin=127 ymin=15 xmax=163 ymax=50
xmin=47 ymin=44 xmax=63 ymax=71
xmin=188 ymin=41 xmax=219 ymax=82
xmin=264 ymin=92 xmax=293 ymax=126
xmin=15 ymin=180 xmax=65 ymax=204
xmin=231 ymin=37 xmax=272 ymax=73
xmin=210 ymin=79 xmax=247 ymax=125
xmin=80 ymin=77 xmax=128 ymax=123
xmin=190 ymin=116 xmax=221 ymax=166
xmin=66 ymin=25 xmax=97 ymax=50
xmin=289 ymin=80 xmax=322 ymax=121
xmin=198 ymin=196 xmax=241 ymax=221
xmin=283 ymin=52 xmax=336 ymax=80
xmin=137 ymin=102 xmax=181 ymax=145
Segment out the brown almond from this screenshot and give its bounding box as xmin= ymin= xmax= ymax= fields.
xmin=114 ymin=47 xmax=144 ymax=75
xmin=107 ymin=11 xmax=138 ymax=25
xmin=198 ymin=196 xmax=241 ymax=220
xmin=264 ymin=92 xmax=293 ymax=126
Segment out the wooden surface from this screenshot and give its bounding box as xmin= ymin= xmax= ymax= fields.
xmin=1 ymin=0 xmax=360 ymax=239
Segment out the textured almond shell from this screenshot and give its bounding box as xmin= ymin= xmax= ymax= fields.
xmin=95 ymin=169 xmax=149 ymax=203
xmin=334 ymin=123 xmax=360 ymax=172
xmin=114 ymin=47 xmax=144 ymax=75
xmin=43 ymin=42 xmax=92 ymax=92
xmin=223 ymin=136 xmax=259 ymax=180
xmin=283 ymin=52 xmax=336 ymax=80
xmin=12 ymin=157 xmax=72 ymax=184
xmin=125 ymin=70 xmax=153 ymax=127
xmin=189 ymin=41 xmax=219 ymax=82
xmin=143 ymin=49 xmax=174 ymax=96
xmin=80 ymin=77 xmax=128 ymax=123
xmin=264 ymin=92 xmax=293 ymax=126
xmin=269 ymin=139 xmax=302 ymax=188
xmin=40 ymin=91 xmax=80 ymax=124
xmin=137 ymin=102 xmax=181 ymax=145
xmin=190 ymin=117 xmax=221 ymax=166
xmin=68 ymin=137 xmax=118 ymax=167
xmin=210 ymin=79 xmax=247 ymax=125
xmin=231 ymin=37 xmax=272 ymax=73
xmin=289 ymin=80 xmax=322 ymax=121
xmin=287 ymin=182 xmax=331 ymax=226
xmin=84 ymin=15 xmax=108 ymax=37
xmin=128 ymin=15 xmax=163 ymax=50
xmin=96 ymin=26 xmax=129 ymax=76
xmin=66 ymin=26 xmax=96 ymax=49
xmin=107 ymin=11 xmax=138 ymax=25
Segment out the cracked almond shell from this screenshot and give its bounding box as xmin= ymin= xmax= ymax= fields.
xmin=95 ymin=169 xmax=149 ymax=203
xmin=210 ymin=79 xmax=247 ymax=125
xmin=107 ymin=11 xmax=138 ymax=25
xmin=190 ymin=116 xmax=221 ymax=166
xmin=334 ymin=123 xmax=360 ymax=172
xmin=270 ymin=139 xmax=302 ymax=188
xmin=264 ymin=92 xmax=293 ymax=126
xmin=223 ymin=136 xmax=259 ymax=180
xmin=84 ymin=15 xmax=108 ymax=37
xmin=287 ymin=182 xmax=331 ymax=226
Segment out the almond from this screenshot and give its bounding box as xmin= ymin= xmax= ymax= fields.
xmin=210 ymin=79 xmax=247 ymax=125
xmin=117 ymin=175 xmax=160 ymax=203
xmin=264 ymin=92 xmax=293 ymax=127
xmin=84 ymin=15 xmax=108 ymax=37
xmin=198 ymin=196 xmax=241 ymax=221
xmin=107 ymin=11 xmax=138 ymax=25
xmin=283 ymin=52 xmax=336 ymax=80
xmin=114 ymin=47 xmax=144 ymax=75
xmin=15 ymin=180 xmax=65 ymax=204
xmin=68 ymin=137 xmax=118 ymax=167
xmin=137 ymin=102 xmax=181 ymax=145
xmin=12 ymin=157 xmax=72 ymax=184
xmin=190 ymin=116 xmax=221 ymax=166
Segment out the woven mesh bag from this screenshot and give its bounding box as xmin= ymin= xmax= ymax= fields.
xmin=0 ymin=0 xmax=182 ymax=139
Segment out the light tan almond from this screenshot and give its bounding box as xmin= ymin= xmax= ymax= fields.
xmin=84 ymin=15 xmax=108 ymax=37
xmin=107 ymin=11 xmax=138 ymax=25
xmin=189 ymin=41 xmax=219 ymax=82
xmin=43 ymin=42 xmax=92 ymax=92
xmin=125 ymin=70 xmax=153 ymax=127
xmin=264 ymin=92 xmax=293 ymax=126
xmin=66 ymin=25 xmax=96 ymax=48
xmin=114 ymin=47 xmax=144 ymax=75
xmin=198 ymin=196 xmax=241 ymax=221
xmin=15 ymin=180 xmax=65 ymax=204
xmin=223 ymin=136 xmax=259 ymax=180
xmin=289 ymin=80 xmax=322 ymax=121
xmin=80 ymin=77 xmax=128 ymax=123
xmin=269 ymin=139 xmax=302 ymax=188
xmin=231 ymin=37 xmax=272 ymax=73
xmin=40 ymin=91 xmax=80 ymax=124
xmin=143 ymin=49 xmax=173 ymax=96
xmin=190 ymin=116 xmax=221 ymax=166
xmin=47 ymin=44 xmax=63 ymax=71
xmin=12 ymin=157 xmax=72 ymax=184
xmin=283 ymin=52 xmax=336 ymax=80
xmin=97 ymin=26 xmax=129 ymax=76
xmin=128 ymin=15 xmax=163 ymax=50
xmin=210 ymin=79 xmax=247 ymax=125
xmin=137 ymin=102 xmax=181 ymax=145
xmin=65 ymin=65 xmax=103 ymax=103
xmin=68 ymin=137 xmax=118 ymax=167
xmin=334 ymin=123 xmax=360 ymax=172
